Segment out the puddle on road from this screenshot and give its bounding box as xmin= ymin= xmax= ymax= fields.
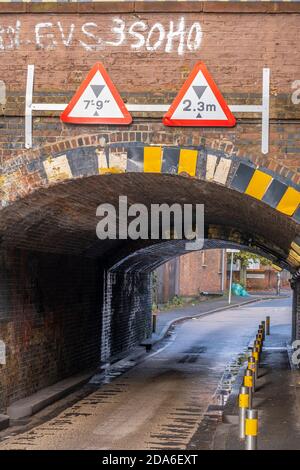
xmin=213 ymin=349 xmax=249 ymax=408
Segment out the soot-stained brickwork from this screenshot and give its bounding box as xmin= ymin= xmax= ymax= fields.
xmin=0 ymin=249 xmax=101 ymax=411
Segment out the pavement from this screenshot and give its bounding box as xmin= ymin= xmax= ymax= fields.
xmin=155 ymin=294 xmax=264 ymax=335
xmin=0 ymin=296 xmax=295 ymax=450
xmin=148 ymin=294 xmax=281 ymax=347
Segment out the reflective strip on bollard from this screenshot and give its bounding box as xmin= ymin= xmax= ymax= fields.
xmin=239 ymin=393 xmax=249 ymax=408
xmin=245 ymin=418 xmax=258 ymax=436
xmin=244 ymin=370 xmax=253 ymax=406
xmin=254 ymin=341 xmax=261 ymax=352
xmin=247 ymin=356 xmax=256 ymax=390
xmin=244 ymin=375 xmax=253 ymax=388
xmin=253 ymin=350 xmax=259 ymax=362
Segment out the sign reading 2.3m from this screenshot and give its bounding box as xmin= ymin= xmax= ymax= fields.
xmin=0 ymin=17 xmax=202 ymax=56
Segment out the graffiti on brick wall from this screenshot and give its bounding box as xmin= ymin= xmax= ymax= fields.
xmin=291 ymin=80 xmax=300 ymax=105
xmin=0 ymin=17 xmax=202 ymax=56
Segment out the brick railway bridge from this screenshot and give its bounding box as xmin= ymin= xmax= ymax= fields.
xmin=0 ymin=1 xmax=300 ymax=411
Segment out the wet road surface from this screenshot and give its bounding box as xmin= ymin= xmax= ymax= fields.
xmin=0 ymin=297 xmax=291 ymax=450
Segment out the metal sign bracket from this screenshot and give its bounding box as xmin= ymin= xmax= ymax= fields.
xmin=25 ymin=65 xmax=270 ymax=155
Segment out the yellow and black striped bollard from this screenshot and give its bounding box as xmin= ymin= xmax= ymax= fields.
xmin=239 ymin=385 xmax=250 ymax=440
xmin=243 ymin=369 xmax=254 ymax=406
xmin=247 ymin=356 xmax=256 ymax=391
xmin=245 ymin=409 xmax=258 ymax=450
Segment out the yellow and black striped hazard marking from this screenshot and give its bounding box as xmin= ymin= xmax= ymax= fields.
xmin=288 ymin=240 xmax=300 ymax=268
xmin=49 ymin=145 xmax=300 ymax=228
xmin=230 ymin=162 xmax=300 ymax=222
xmin=124 ymin=147 xmax=300 ymax=224
xmin=127 ymin=146 xmax=199 ymax=177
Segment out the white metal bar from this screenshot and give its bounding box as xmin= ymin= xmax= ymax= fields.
xmin=31 ymin=103 xmax=263 ymax=114
xmin=261 ymin=68 xmax=270 ymax=155
xmin=26 ymin=67 xmax=270 ymax=153
xmin=32 ymin=103 xmax=170 ymax=112
xmin=32 ymin=103 xmax=66 ymax=111
xmin=25 ymin=65 xmax=34 ymax=149
xmin=229 ymin=105 xmax=262 ymax=113
xmin=127 ymin=104 xmax=169 ymax=112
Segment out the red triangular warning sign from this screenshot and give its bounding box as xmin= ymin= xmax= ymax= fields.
xmin=163 ymin=62 xmax=236 ymax=127
xmin=61 ymin=62 xmax=132 ymax=125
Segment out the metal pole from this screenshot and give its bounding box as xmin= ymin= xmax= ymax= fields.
xmin=277 ymin=272 xmax=281 ymax=296
xmin=244 ymin=370 xmax=254 ymax=407
xmin=253 ymin=347 xmax=259 ymax=381
xmin=261 ymin=67 xmax=270 ymax=155
xmin=247 ymin=356 xmax=256 ymax=391
xmin=261 ymin=321 xmax=266 ymax=340
xmin=239 ymin=386 xmax=250 ymax=440
xmin=266 ymin=316 xmax=270 ymax=335
xmin=25 ymin=64 xmax=34 ymax=149
xmin=228 ymin=251 xmax=234 ymax=305
xmin=152 ymin=314 xmax=157 ymax=334
xmin=221 ymin=249 xmax=226 ymax=293
xmin=245 ymin=409 xmax=258 ymax=450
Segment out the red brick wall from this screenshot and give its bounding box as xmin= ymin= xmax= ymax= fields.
xmin=0 ymin=7 xmax=300 ymax=179
xmin=0 ymin=248 xmax=102 ymax=411
xmin=0 ymin=3 xmax=299 ymax=408
xmin=179 ymin=250 xmax=224 ymax=297
xmin=233 ymin=268 xmax=291 ymax=291
xmin=0 ymin=249 xmax=152 ymax=411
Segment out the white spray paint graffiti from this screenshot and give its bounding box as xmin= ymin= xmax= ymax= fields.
xmin=0 ymin=340 xmax=6 ymax=365
xmin=291 ymin=80 xmax=300 ymax=105
xmin=0 ymin=17 xmax=202 ymax=56
xmin=0 ymin=80 xmax=6 ymax=110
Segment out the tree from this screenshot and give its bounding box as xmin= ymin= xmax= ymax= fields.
xmin=233 ymin=252 xmax=271 ymax=286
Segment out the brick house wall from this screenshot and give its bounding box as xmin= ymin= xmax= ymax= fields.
xmin=156 ymin=249 xmax=225 ymax=303
xmin=233 ymin=267 xmax=291 ymax=291
xmin=179 ymin=250 xmax=224 ymax=297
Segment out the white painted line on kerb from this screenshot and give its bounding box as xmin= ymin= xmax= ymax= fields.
xmin=26 ymin=66 xmax=270 ymax=154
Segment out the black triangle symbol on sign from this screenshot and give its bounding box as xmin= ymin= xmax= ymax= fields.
xmin=94 ymin=111 xmax=99 ymax=117
xmin=193 ymin=86 xmax=207 ymax=100
xmin=91 ymin=85 xmax=105 ymax=98
xmin=196 ymin=113 xmax=202 ymax=119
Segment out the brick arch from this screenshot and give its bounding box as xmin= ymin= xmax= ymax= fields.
xmin=1 ymin=137 xmax=300 ymax=409
xmin=1 ymin=132 xmax=300 ymax=210
xmin=0 ymin=134 xmax=300 ymax=270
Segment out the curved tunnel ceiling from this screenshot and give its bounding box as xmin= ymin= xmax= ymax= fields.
xmin=0 ymin=173 xmax=298 ymax=272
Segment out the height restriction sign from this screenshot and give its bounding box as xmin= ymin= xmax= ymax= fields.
xmin=163 ymin=62 xmax=236 ymax=127
xmin=61 ymin=62 xmax=132 ymax=125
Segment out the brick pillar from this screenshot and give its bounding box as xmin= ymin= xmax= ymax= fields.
xmin=291 ymin=277 xmax=300 ymax=341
